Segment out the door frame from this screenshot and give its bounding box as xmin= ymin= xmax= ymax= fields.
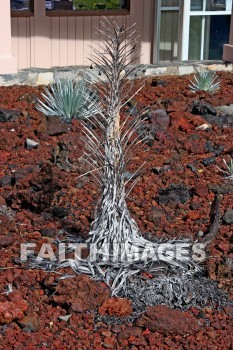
xmin=181 ymin=0 xmax=232 ymax=60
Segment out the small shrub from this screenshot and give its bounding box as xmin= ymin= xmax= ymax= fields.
xmin=36 ymin=78 xmax=98 ymax=122
xmin=189 ymin=70 xmax=220 ymax=92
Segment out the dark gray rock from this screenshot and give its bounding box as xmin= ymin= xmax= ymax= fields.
xmin=158 ymin=184 xmax=190 ymax=205
xmin=186 ymin=164 xmax=197 ymax=172
xmin=209 ymin=183 xmax=233 ymax=195
xmin=151 ymin=78 xmax=167 ymax=87
xmin=222 ymin=209 xmax=233 ymax=224
xmin=152 ymin=167 xmax=162 ymax=175
xmin=13 ymin=166 xmax=39 ymax=183
xmin=191 ymin=100 xmax=217 ymax=116
xmin=148 ymin=109 xmax=170 ymax=132
xmin=0 ymin=175 xmax=13 ymax=187
xmin=204 ymin=141 xmax=224 ymax=156
xmin=203 ymin=114 xmax=233 ymax=127
xmin=0 ymin=108 xmax=21 ymax=122
xmin=202 ymin=156 xmax=216 ymax=166
xmin=40 ymin=228 xmax=57 ymax=237
xmin=137 ymin=109 xmax=170 ymax=146
xmin=52 ymin=206 xmax=69 ymax=218
xmin=204 ymin=140 xmax=215 ymax=153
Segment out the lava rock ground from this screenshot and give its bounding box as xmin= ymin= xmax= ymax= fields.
xmin=0 ymin=72 xmax=232 ymax=349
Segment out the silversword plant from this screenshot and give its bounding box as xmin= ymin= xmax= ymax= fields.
xmin=34 ymin=18 xmax=223 ymax=300
xmin=56 ymin=18 xmax=214 ymax=295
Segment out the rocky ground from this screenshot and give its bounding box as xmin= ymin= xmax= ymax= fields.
xmin=0 ymin=71 xmax=232 ymax=349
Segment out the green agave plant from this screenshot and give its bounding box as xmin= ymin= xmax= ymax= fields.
xmin=189 ymin=70 xmax=220 ymax=92
xmin=36 ymin=78 xmax=99 ymax=122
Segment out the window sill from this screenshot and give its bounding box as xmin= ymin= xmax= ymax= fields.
xmin=46 ymin=9 xmax=130 ymax=17
xmin=11 ymin=10 xmax=34 ymax=17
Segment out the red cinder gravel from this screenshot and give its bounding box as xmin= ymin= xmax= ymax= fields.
xmin=0 ymin=72 xmax=232 ymax=349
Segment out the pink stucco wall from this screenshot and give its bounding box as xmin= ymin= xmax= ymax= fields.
xmin=0 ymin=0 xmax=17 ymax=73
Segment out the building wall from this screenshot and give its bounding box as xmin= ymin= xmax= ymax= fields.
xmin=11 ymin=0 xmax=153 ymax=69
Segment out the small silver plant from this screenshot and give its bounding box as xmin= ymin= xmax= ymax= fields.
xmin=189 ymin=69 xmax=220 ymax=92
xmin=36 ymin=78 xmax=98 ymax=122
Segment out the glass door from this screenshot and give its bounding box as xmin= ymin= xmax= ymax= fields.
xmin=154 ymin=0 xmax=182 ymax=62
xmin=187 ymin=0 xmax=232 ymax=60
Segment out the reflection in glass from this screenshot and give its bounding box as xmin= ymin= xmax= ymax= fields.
xmin=11 ymin=0 xmax=30 ymax=10
xmin=191 ymin=0 xmax=203 ymax=11
xmin=45 ymin=0 xmax=127 ymax=11
xmin=188 ymin=16 xmax=202 ymax=59
xmin=191 ymin=0 xmax=230 ymax=11
xmin=189 ymin=14 xmax=230 ymax=60
xmin=206 ymin=0 xmax=226 ymax=11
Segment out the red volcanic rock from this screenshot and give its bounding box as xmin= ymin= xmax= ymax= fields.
xmin=167 ymin=100 xmax=188 ymax=112
xmin=0 ymin=195 xmax=6 ymax=205
xmin=0 ymin=151 xmax=10 ymax=165
xmin=195 ymin=183 xmax=209 ymax=197
xmin=0 ymin=235 xmax=14 ymax=247
xmin=185 ymin=138 xmax=205 ymax=154
xmin=191 ymin=114 xmax=208 ymax=127
xmin=137 ymin=305 xmax=204 ymax=335
xmin=170 ymin=112 xmax=194 ymax=132
xmin=10 ymin=162 xmax=62 ymax=212
xmin=47 ymin=116 xmax=70 ymax=136
xmin=0 ymin=299 xmax=28 ymax=324
xmin=102 ymin=335 xmax=116 ymax=349
xmin=187 ymin=210 xmax=201 ymax=220
xmin=17 ymin=315 xmax=40 ymax=331
xmin=53 ymin=275 xmax=110 ymax=313
xmin=118 ymin=326 xmax=142 ymax=339
xmin=0 ymin=210 xmax=16 ymax=236
xmin=0 ymin=131 xmax=22 ymax=151
xmin=98 ymin=297 xmax=133 ymax=317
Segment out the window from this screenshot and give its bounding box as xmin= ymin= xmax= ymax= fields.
xmin=191 ymin=0 xmax=232 ymax=11
xmin=189 ymin=14 xmax=231 ymax=59
xmin=45 ymin=0 xmax=130 ymax=14
xmin=11 ymin=0 xmax=34 ymax=15
xmin=188 ymin=0 xmax=232 ymax=60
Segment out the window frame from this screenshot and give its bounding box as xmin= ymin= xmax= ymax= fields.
xmin=46 ymin=0 xmax=130 ymax=17
xmin=11 ymin=0 xmax=34 ymax=17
